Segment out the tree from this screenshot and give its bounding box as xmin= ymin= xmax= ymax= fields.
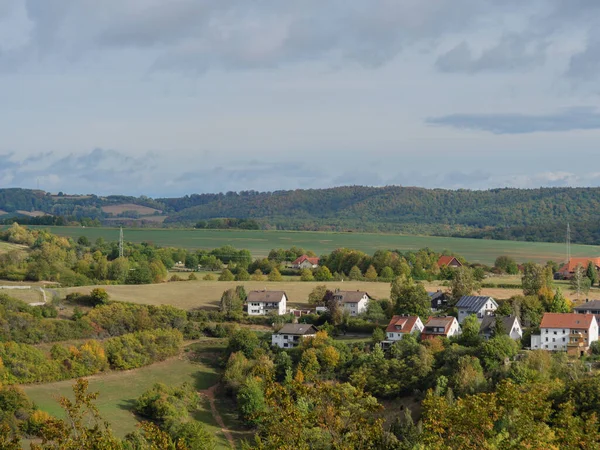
xmin=89 ymin=288 xmax=109 ymax=307
xmin=379 ymin=266 xmax=394 ymax=279
xmin=251 ymin=269 xmax=265 ymax=281
xmin=372 ymin=327 xmax=385 ymax=344
xmin=459 ymin=314 xmax=481 ymax=346
xmin=220 ymin=288 xmax=243 ymax=317
xmin=450 ymin=267 xmax=481 ymax=303
xmin=218 ymin=269 xmax=235 ymax=281
xmin=308 ymin=285 xmax=328 ymax=306
xmin=390 ymin=276 xmax=431 ymax=318
xmin=267 ymin=267 xmax=283 ymax=281
xmin=77 ymin=236 xmax=90 ymax=247
xmin=299 ymin=268 xmax=314 ymax=281
xmin=521 ymin=262 xmax=553 ymax=296
xmin=235 ymin=268 xmax=250 ymax=281
xmin=314 ymin=265 xmax=333 ymax=281
xmin=571 ymin=264 xmax=591 ymax=300
xmin=548 ymin=287 xmax=571 ymax=313
xmin=587 ymin=261 xmax=598 ymax=286
xmin=495 ymin=256 xmax=518 ymax=274
xmin=237 ymin=377 xmax=266 ymax=426
xmin=364 ymin=265 xmax=378 ymax=281
xmin=184 ymin=254 xmax=198 ymax=270
xmin=349 ymin=265 xmax=363 ymax=280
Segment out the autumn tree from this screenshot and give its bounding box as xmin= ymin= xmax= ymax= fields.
xmin=521 ymin=262 xmax=553 ymax=296
xmin=364 ymin=265 xmax=378 ymax=281
xmin=450 ymin=267 xmax=481 ymax=303
xmin=390 ymin=276 xmax=431 ymax=318
xmin=571 ymin=264 xmax=591 ymax=300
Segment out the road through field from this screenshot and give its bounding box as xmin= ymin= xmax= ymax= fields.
xmin=30 ymin=226 xmax=600 ymax=265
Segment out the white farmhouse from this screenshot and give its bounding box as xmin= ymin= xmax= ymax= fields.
xmin=531 ymin=313 xmax=598 ymax=356
xmin=382 ymin=315 xmax=424 ymax=348
xmin=246 ymin=290 xmax=287 ymax=316
xmin=479 ymin=315 xmax=522 ymax=340
xmin=456 ymin=296 xmax=498 ymax=324
xmin=272 ymin=324 xmax=319 ymax=348
xmin=332 ymin=290 xmax=371 ymax=316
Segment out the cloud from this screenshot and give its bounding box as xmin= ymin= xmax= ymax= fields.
xmin=436 ymin=36 xmax=548 ymax=73
xmin=426 ymin=107 xmax=600 ymax=134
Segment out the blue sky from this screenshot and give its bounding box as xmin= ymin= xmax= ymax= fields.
xmin=1 ymin=0 xmax=600 ymax=196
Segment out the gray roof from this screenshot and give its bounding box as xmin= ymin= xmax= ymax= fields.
xmin=574 ymin=300 xmax=600 ymax=311
xmin=246 ymin=290 xmax=287 ymax=303
xmin=333 ymin=291 xmax=371 ymax=304
xmin=456 ymin=296 xmax=497 ymax=311
xmin=428 ymin=291 xmax=446 ymax=300
xmin=276 ymin=324 xmax=318 ymax=335
xmin=479 ymin=315 xmax=519 ymax=334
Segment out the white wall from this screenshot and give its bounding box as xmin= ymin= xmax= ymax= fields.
xmin=248 ymin=294 xmax=287 ymax=316
xmin=272 ymin=332 xmax=315 ymax=348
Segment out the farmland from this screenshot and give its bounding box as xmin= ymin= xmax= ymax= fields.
xmin=23 ymin=345 xmax=243 ymax=449
xmin=101 ymin=203 xmax=162 ymax=215
xmin=56 ymin=277 xmax=600 ymax=310
xmin=28 ymin=226 xmax=597 ymax=265
xmin=0 ymin=240 xmax=27 ymax=254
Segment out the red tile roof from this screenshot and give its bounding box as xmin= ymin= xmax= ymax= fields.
xmin=437 ymin=255 xmax=462 ymax=268
xmin=385 ymin=315 xmax=419 ymax=333
xmin=540 ymin=313 xmax=595 ymax=329
xmin=558 ymin=258 xmax=600 ymax=274
xmin=292 ymin=255 xmax=320 ymax=265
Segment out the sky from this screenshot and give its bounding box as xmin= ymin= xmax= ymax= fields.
xmin=1 ymin=0 xmax=600 ymax=197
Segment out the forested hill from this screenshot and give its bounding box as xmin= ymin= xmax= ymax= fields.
xmin=2 ymin=186 xmax=600 ymax=244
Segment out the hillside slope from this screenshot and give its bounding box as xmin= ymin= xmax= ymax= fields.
xmin=1 ymin=186 xmax=600 ymax=243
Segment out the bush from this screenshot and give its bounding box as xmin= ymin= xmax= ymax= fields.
xmin=188 ymin=273 xmax=198 ymax=281
xmin=203 ymin=273 xmax=215 ymax=281
xmin=219 ymin=269 xmax=235 ymax=281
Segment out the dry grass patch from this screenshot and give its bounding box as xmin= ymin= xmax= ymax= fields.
xmin=101 ymin=203 xmax=162 ymax=215
xmin=16 ymin=210 xmax=47 ymax=217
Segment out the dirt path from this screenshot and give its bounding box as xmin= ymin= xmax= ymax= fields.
xmin=200 ymin=384 xmax=236 ymax=449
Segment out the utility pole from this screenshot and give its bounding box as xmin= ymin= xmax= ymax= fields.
xmin=119 ymin=227 xmax=124 ymax=258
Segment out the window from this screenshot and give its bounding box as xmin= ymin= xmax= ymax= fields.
xmin=554 ymin=345 xmax=557 ymax=349
xmin=552 ymin=338 xmax=555 ymax=342
xmin=562 ymin=329 xmax=565 ymax=333
xmin=562 ymin=338 xmax=565 ymax=342
xmin=554 ymin=331 xmax=557 ymax=335
xmin=546 ymin=337 xmax=548 ymax=342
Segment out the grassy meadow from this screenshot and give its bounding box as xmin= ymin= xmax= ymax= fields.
xmin=23 ymin=344 xmax=243 ymax=449
xmin=28 ymin=226 xmax=598 ymax=265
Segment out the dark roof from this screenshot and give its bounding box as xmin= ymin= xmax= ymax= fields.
xmin=456 ymin=296 xmax=497 ymax=311
xmin=276 ymin=324 xmax=318 ymax=335
xmin=246 ymin=290 xmax=287 ymax=303
xmin=574 ymin=300 xmax=600 ymax=311
xmin=428 ymin=290 xmax=446 ymax=300
xmin=333 ymin=291 xmax=371 ymax=303
xmin=385 ymin=315 xmax=420 ymax=333
xmin=479 ymin=315 xmax=520 ymax=334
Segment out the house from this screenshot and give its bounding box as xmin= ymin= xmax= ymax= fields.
xmin=437 ymin=255 xmax=462 ymax=269
xmin=332 ymin=290 xmax=371 ymax=316
xmin=246 ymin=290 xmax=288 ymax=316
xmin=421 ymin=316 xmax=461 ymax=340
xmin=456 ymin=296 xmax=498 ymax=324
xmin=272 ymin=324 xmax=318 ymax=348
xmin=292 ymin=255 xmax=320 ymax=269
xmin=479 ymin=315 xmax=523 ymax=340
xmin=574 ymin=300 xmax=600 ymax=323
xmin=556 ymin=257 xmax=600 ymax=279
xmin=428 ymin=290 xmax=448 ymax=311
xmin=384 ymin=315 xmax=424 ymax=343
xmin=531 ymin=313 xmax=599 ymax=356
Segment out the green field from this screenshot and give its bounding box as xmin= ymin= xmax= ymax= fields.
xmin=22 ymin=354 xmax=238 ymax=449
xmin=26 ymin=226 xmax=596 ymax=265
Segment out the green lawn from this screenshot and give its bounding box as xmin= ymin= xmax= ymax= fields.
xmin=22 ymin=357 xmax=236 ymax=449
xmin=25 ymin=226 xmax=595 ymax=265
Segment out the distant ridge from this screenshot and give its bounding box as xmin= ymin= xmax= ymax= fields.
xmin=2 ymin=186 xmax=600 ymax=244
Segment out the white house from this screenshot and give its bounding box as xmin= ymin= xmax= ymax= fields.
xmin=272 ymin=324 xmax=319 ymax=348
xmin=531 ymin=313 xmax=598 ymax=356
xmin=332 ymin=290 xmax=371 ymax=316
xmin=479 ymin=315 xmax=522 ymax=340
xmin=421 ymin=316 xmax=461 ymax=341
xmin=383 ymin=315 xmax=424 ymax=346
xmin=292 ymin=255 xmax=320 ymax=269
xmin=246 ymin=290 xmax=287 ymax=316
xmin=456 ymin=296 xmax=498 ymax=324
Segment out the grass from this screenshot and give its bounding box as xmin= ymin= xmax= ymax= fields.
xmin=22 ymin=353 xmax=237 ymax=449
xmin=0 ymin=241 xmax=27 ymax=254
xmin=101 ymin=203 xmax=162 ymax=215
xmin=26 ymin=226 xmax=596 ymax=265
xmin=0 ymin=287 xmax=44 ymax=303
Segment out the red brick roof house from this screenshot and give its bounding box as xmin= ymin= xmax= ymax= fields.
xmin=421 ymin=316 xmax=461 ymax=341
xmin=292 ymin=255 xmax=320 ymax=269
xmin=385 ymin=315 xmax=424 ymax=342
xmin=556 ymin=258 xmax=600 ymax=279
xmin=437 ymin=256 xmax=462 ymax=269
